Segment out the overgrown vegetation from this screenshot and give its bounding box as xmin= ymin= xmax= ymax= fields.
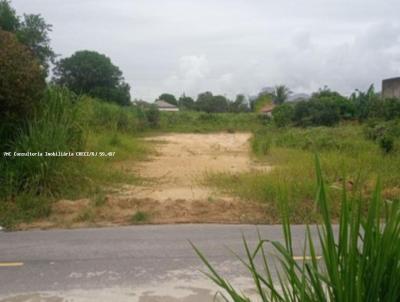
xmin=271 ymin=86 xmax=400 ymax=128
xmin=1 ymin=0 xmax=400 ymax=232
xmin=0 ymin=29 xmax=45 ymax=130
xmin=159 ymin=111 xmax=266 ymax=133
xmin=208 ymin=124 xmax=400 ymax=223
xmin=194 ymin=158 xmax=400 ymax=301
xmin=0 ymin=87 xmax=149 ymax=228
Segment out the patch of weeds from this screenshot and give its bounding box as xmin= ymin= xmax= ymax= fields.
xmin=16 ymin=194 xmax=52 ymax=221
xmin=207 ymin=196 xmax=215 ymax=203
xmin=379 ymin=135 xmax=394 ymax=154
xmin=94 ymin=194 xmax=107 ymax=207
xmin=75 ymin=208 xmax=95 ymax=223
xmin=0 ymin=194 xmax=52 ymax=230
xmin=130 ymin=211 xmax=150 ymax=224
xmin=109 ymin=133 xmax=122 ymax=146
xmin=91 ymin=187 xmax=107 ymax=207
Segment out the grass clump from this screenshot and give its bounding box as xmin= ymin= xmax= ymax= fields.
xmin=130 ymin=211 xmax=150 ymax=224
xmin=92 ymin=187 xmax=107 ymax=207
xmin=75 ymin=208 xmax=95 ymax=223
xmin=193 ymin=157 xmax=400 ymax=301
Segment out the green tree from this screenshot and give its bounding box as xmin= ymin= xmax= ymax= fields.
xmin=195 ymin=91 xmax=214 ymax=112
xmin=178 ymin=94 xmax=194 ymax=110
xmin=195 ymin=92 xmax=229 ymax=113
xmin=53 ymin=50 xmax=131 ymax=106
xmin=351 ymin=85 xmax=380 ymax=121
xmin=273 ymin=85 xmax=291 ymax=105
xmin=0 ymin=0 xmax=55 ymax=75
xmin=213 ymin=95 xmax=230 ymax=112
xmin=17 ymin=14 xmax=54 ymax=75
xmin=0 ymin=30 xmax=45 ymax=126
xmin=146 ymin=104 xmax=160 ymax=128
xmin=229 ymin=94 xmax=249 ymax=112
xmin=272 ymin=103 xmax=294 ymax=127
xmin=0 ymin=0 xmax=19 ymax=31
xmin=159 ymin=93 xmax=178 ymax=106
xmin=292 ymin=88 xmax=354 ymax=127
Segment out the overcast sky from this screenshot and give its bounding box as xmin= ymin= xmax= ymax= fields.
xmin=13 ymin=0 xmax=400 ymax=101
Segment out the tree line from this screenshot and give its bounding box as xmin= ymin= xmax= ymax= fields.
xmin=272 ymin=86 xmax=400 ymax=127
xmin=151 ymin=92 xmax=250 ymax=113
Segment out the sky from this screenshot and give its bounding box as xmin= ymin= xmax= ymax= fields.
xmin=13 ymin=0 xmax=400 ymax=101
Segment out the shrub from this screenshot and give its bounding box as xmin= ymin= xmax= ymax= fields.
xmin=0 ymin=30 xmax=45 ymax=127
xmin=292 ymin=89 xmax=354 ymax=127
xmin=272 ymin=103 xmax=294 ymax=127
xmin=351 ymin=85 xmax=380 ymax=121
xmin=379 ymin=135 xmax=394 ymax=154
xmin=364 ymin=120 xmax=399 ymax=153
xmin=146 ymin=105 xmax=160 ymax=128
xmin=131 ymin=211 xmax=149 ymax=224
xmin=382 ymin=98 xmax=400 ymax=120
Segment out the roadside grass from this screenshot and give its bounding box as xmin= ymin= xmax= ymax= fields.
xmin=75 ymin=208 xmax=96 ymax=223
xmin=193 ymin=157 xmax=400 ymax=301
xmin=0 ymin=87 xmax=151 ymax=229
xmin=207 ymin=124 xmax=400 ymax=222
xmin=130 ymin=211 xmax=150 ymax=224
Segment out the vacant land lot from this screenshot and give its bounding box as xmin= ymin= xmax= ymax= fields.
xmin=19 ymin=133 xmax=270 ymax=229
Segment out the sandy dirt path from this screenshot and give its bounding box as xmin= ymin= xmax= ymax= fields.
xmin=106 ymin=132 xmax=270 ymax=224
xmin=122 ymin=133 xmax=265 ymax=202
xmin=20 ymin=133 xmax=271 ymax=229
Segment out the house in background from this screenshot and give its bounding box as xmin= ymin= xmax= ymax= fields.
xmin=382 ymin=77 xmax=400 ymax=99
xmin=154 ymin=99 xmax=179 ymax=112
xmin=260 ymin=103 xmax=276 ymax=116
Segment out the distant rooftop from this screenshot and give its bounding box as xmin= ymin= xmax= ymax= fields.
xmin=154 ymin=100 xmax=178 ymax=108
xmin=260 ymin=103 xmax=276 ymax=113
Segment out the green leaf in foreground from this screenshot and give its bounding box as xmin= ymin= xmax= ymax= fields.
xmin=193 ymin=156 xmax=400 ymax=301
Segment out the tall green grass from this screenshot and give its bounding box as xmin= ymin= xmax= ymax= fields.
xmin=159 ymin=111 xmax=267 ymax=133
xmin=208 ymin=124 xmax=400 ymax=222
xmin=0 ymin=87 xmax=149 ymax=228
xmin=0 ymin=87 xmax=85 ymax=198
xmin=76 ymin=96 xmax=148 ymax=133
xmin=193 ymin=157 xmax=400 ymax=301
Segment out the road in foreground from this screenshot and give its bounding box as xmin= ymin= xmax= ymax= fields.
xmin=0 ymin=224 xmax=317 ymax=301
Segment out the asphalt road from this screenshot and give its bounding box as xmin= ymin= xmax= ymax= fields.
xmin=0 ymin=224 xmax=317 ymax=301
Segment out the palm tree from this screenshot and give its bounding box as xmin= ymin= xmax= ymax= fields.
xmin=273 ymin=85 xmax=291 ymax=105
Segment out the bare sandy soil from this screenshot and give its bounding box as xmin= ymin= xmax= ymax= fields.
xmin=20 ymin=133 xmax=271 ymax=229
